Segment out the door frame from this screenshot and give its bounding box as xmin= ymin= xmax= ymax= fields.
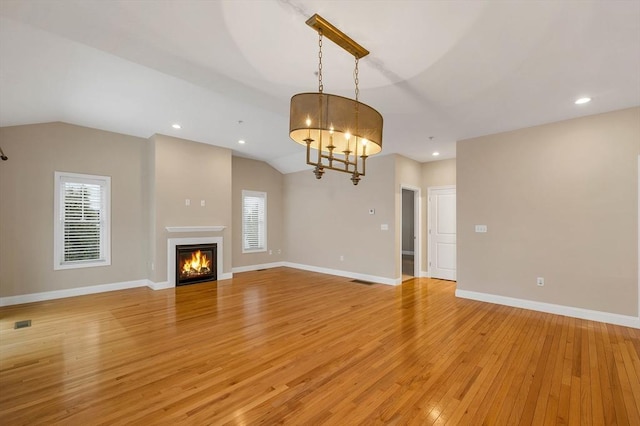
xmin=427 ymin=185 xmax=456 ymax=278
xmin=400 ymin=184 xmax=421 ymax=278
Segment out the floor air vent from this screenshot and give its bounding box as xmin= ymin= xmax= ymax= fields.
xmin=351 ymin=279 xmax=375 ymax=285
xmin=14 ymin=320 xmax=31 ymax=329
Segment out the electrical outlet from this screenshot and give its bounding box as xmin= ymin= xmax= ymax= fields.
xmin=269 ymin=250 xmax=272 ymax=255
xmin=277 ymin=249 xmax=281 ymax=254
xmin=537 ymin=277 xmax=544 ymax=286
xmin=185 ymin=198 xmax=190 ymax=206
xmin=340 ymin=255 xmax=344 ymax=261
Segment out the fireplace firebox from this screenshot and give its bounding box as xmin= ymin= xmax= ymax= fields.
xmin=175 ymin=243 xmax=217 ymax=286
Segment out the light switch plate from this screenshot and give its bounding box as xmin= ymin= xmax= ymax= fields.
xmin=475 ymin=225 xmax=487 ymax=233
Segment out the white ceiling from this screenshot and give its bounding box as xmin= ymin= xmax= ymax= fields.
xmin=1 ymin=0 xmax=639 ymax=174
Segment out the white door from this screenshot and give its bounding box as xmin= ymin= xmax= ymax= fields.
xmin=429 ymin=187 xmax=456 ymax=280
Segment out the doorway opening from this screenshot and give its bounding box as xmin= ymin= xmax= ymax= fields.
xmin=401 ymin=186 xmax=420 ymax=281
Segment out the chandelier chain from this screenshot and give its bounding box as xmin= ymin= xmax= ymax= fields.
xmin=318 ymin=31 xmax=323 ymax=93
xmin=354 ymin=57 xmax=359 ymax=102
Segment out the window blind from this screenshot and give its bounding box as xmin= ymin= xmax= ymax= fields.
xmin=242 ymin=191 xmax=266 ymax=252
xmin=62 ymin=181 xmax=103 ymax=261
xmin=54 ymin=171 xmax=110 ymax=270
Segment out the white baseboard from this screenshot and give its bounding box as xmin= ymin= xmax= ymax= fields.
xmin=283 ymin=262 xmax=402 ymax=286
xmin=402 ymin=250 xmax=415 ymax=256
xmin=419 ymin=270 xmax=430 ymax=278
xmin=0 ymin=273 xmax=238 ymax=304
xmin=232 ymin=262 xmax=285 ymax=273
xmin=0 ymin=279 xmax=148 ymax=307
xmin=455 ymin=289 xmax=640 ymax=329
xmin=234 ymin=261 xmax=401 ymax=286
xmin=219 ymin=272 xmax=233 ymax=280
xmin=147 ymin=272 xmax=233 ymax=291
xmin=147 ymin=281 xmax=171 ymax=291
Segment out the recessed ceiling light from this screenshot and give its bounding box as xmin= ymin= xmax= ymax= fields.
xmin=238 ymin=140 xmax=245 ymax=144
xmin=172 ymin=123 xmax=181 ymax=129
xmin=432 ymin=152 xmax=440 ymax=157
xmin=575 ymin=97 xmax=591 ymax=105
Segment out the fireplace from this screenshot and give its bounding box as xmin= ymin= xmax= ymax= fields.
xmin=175 ymin=243 xmax=217 ymax=286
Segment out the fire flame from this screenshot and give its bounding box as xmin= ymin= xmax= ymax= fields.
xmin=181 ymin=250 xmax=211 ymax=275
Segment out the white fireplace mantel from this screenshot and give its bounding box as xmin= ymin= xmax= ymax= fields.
xmin=165 ymin=226 xmax=226 ymax=233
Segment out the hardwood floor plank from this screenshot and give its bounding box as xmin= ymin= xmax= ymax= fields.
xmin=620 ymin=339 xmax=640 ymax=415
xmin=520 ymin=314 xmax=558 ymax=425
xmin=556 ymin=316 xmax=575 ymax=425
xmin=596 ymin=322 xmax=620 ymax=425
xmin=580 ymin=324 xmax=594 ymax=426
xmin=1 ymin=267 xmax=638 ymax=425
xmin=568 ymin=318 xmax=584 ymax=426
xmin=588 ymin=322 xmax=607 ymax=425
xmin=602 ymin=322 xmax=638 ymax=425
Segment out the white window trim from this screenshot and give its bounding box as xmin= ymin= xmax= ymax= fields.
xmin=242 ymin=190 xmax=267 ymax=254
xmin=54 ymin=171 xmax=111 ymax=270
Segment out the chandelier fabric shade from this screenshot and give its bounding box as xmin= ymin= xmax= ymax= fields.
xmin=289 ymin=14 xmax=383 ymax=185
xmin=290 ymin=92 xmax=383 ymax=156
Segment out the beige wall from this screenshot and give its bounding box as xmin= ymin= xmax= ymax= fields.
xmin=421 ymin=159 xmax=457 ymax=274
xmin=284 ymin=154 xmax=397 ymax=280
xmin=149 ymin=134 xmax=232 ymax=282
xmin=0 ymin=122 xmax=416 ymax=294
xmin=422 ymin=159 xmax=456 ymax=187
xmin=457 ymin=107 xmax=639 ymax=316
xmin=0 ymin=123 xmax=147 ymax=297
xmin=231 ymin=157 xmax=284 ymax=267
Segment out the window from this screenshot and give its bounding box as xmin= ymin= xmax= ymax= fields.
xmin=54 ymin=172 xmax=111 ymax=270
xmin=242 ymin=190 xmax=267 ymax=253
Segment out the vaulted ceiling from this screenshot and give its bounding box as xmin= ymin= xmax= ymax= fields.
xmin=1 ymin=0 xmax=639 ymax=173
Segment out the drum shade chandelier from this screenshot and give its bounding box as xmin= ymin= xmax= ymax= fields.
xmin=289 ymin=14 xmax=383 ymax=185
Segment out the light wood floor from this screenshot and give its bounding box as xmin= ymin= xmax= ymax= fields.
xmin=1 ymin=268 xmax=639 ymax=425
xmin=401 ymin=254 xmax=414 ymax=282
